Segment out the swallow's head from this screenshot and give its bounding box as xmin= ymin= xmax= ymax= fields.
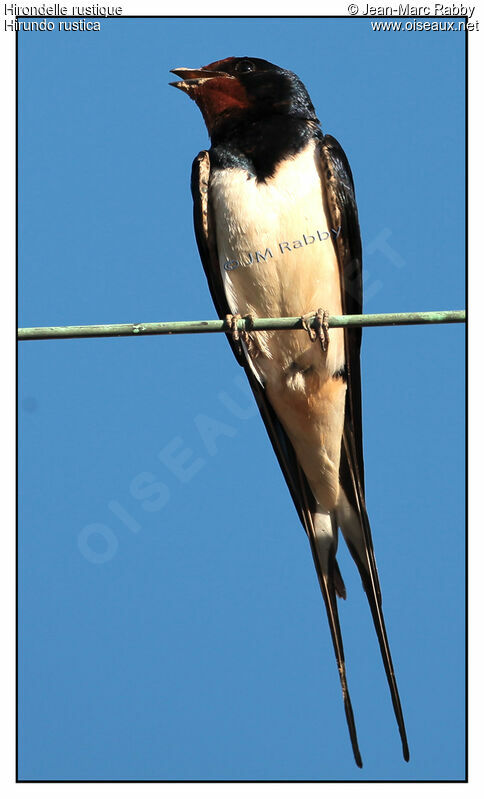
xmin=170 ymin=56 xmax=318 ymax=138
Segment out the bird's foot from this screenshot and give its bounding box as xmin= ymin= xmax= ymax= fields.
xmin=225 ymin=313 xmax=242 ymax=343
xmin=225 ymin=313 xmax=255 ymax=346
xmin=301 ymin=308 xmax=330 ymax=352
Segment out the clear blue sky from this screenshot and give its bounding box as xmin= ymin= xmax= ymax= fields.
xmin=18 ymin=18 xmax=465 ymax=781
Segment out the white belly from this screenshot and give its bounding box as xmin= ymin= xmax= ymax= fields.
xmin=209 ymin=139 xmax=345 ymax=379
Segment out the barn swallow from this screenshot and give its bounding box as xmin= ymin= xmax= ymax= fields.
xmin=171 ymin=56 xmax=409 ymax=768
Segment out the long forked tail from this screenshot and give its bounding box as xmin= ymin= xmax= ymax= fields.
xmin=361 ymin=560 xmax=410 ymax=762
xmin=299 ymin=491 xmax=363 ymax=768
xmin=346 ymin=515 xmax=410 ymax=762
xmin=340 ymin=437 xmax=410 ymax=762
xmin=314 ymin=547 xmax=363 ymax=769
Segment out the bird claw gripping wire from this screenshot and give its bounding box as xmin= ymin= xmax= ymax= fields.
xmin=225 ymin=313 xmax=254 ymax=346
xmin=301 ymin=308 xmax=330 ymax=352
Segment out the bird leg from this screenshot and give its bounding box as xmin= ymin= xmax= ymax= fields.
xmin=301 ymin=308 xmax=330 ymax=352
xmin=225 ymin=313 xmax=242 ymax=342
xmin=225 ymin=313 xmax=255 ymax=348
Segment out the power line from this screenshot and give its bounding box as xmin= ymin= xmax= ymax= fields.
xmin=17 ymin=310 xmax=465 ymax=342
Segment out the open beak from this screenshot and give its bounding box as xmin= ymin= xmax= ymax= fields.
xmin=170 ymin=66 xmax=233 ymax=94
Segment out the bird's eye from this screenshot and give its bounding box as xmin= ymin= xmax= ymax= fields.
xmin=235 ymin=59 xmax=255 ymax=73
